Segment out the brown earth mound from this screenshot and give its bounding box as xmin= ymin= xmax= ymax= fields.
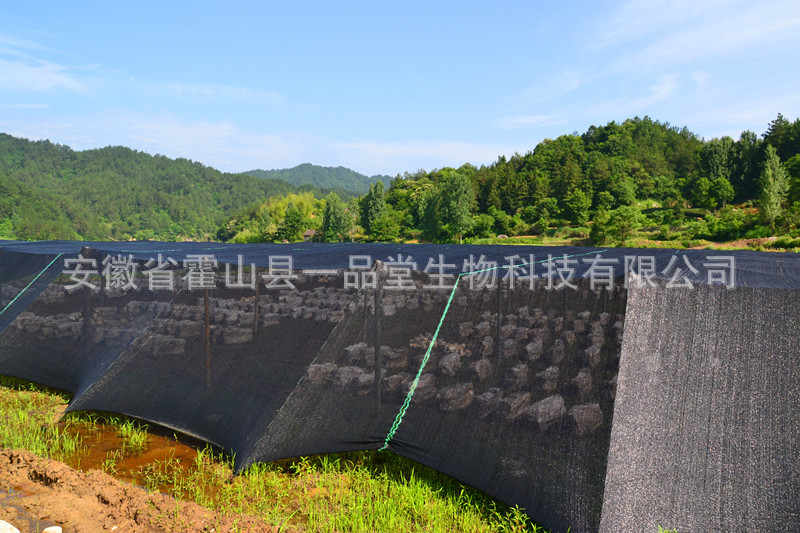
xmin=0 ymin=449 xmax=279 ymax=532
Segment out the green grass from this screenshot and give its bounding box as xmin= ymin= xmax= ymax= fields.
xmin=0 ymin=376 xmax=550 ymax=532
xmin=1 ymin=376 xmax=681 ymax=532
xmin=0 ymin=376 xmax=84 ymax=463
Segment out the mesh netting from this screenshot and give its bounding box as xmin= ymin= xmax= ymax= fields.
xmin=1 ymin=240 xmax=799 ymax=532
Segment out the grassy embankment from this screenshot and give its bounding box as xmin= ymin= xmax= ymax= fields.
xmin=0 ymin=376 xmax=546 ymax=532
xmin=471 ymin=201 xmax=800 ymax=253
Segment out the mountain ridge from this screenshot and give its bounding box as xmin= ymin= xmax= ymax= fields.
xmin=245 ymin=163 xmax=391 ymax=194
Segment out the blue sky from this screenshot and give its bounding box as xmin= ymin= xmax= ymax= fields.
xmin=1 ymin=1 xmax=798 ymax=176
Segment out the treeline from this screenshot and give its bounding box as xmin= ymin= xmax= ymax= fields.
xmin=221 ymin=114 xmax=800 ymax=245
xmin=0 ymin=134 xmax=343 ymax=241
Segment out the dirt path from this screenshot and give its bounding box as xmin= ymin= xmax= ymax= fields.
xmin=0 ymin=449 xmax=280 ymax=532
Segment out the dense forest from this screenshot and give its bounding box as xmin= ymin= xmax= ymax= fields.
xmin=221 ymin=115 xmax=800 ymax=249
xmin=2 ymin=114 xmax=799 ymax=249
xmin=245 ymin=164 xmax=390 ymax=194
xmin=0 ymin=134 xmax=351 ymax=241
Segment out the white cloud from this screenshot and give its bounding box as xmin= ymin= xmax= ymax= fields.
xmin=0 ymin=57 xmax=88 ymax=92
xmin=598 ymin=0 xmax=800 ymax=72
xmin=584 ymin=73 xmax=679 ymax=118
xmin=0 ymin=30 xmax=90 ymax=93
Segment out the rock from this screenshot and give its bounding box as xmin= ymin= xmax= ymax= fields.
xmin=550 ymin=339 xmax=565 ymax=365
xmin=458 ymin=321 xmax=474 ymax=337
xmin=438 ymin=383 xmax=474 ymax=411
xmin=306 ymin=363 xmax=337 ymax=385
xmin=42 ymin=527 xmax=63 ymax=533
xmin=439 ymin=352 xmax=461 ymax=377
xmin=152 ymin=335 xmax=185 ymax=357
xmin=572 ymin=368 xmax=593 ymax=397
xmin=384 ymin=372 xmax=411 ymax=393
xmin=356 ymin=372 xmax=376 ymax=395
xmin=569 ymin=403 xmax=603 ymax=435
xmin=506 ymin=363 xmax=528 ymax=391
xmin=335 ymin=366 xmax=364 ymax=388
xmin=260 ymin=313 xmax=280 ymax=327
xmin=54 ymin=320 xmax=81 ymax=340
xmin=532 ymin=327 xmax=549 ymax=340
xmin=527 ymin=395 xmax=566 ymax=429
xmin=480 ymin=336 xmax=494 ymax=357
xmin=502 ymin=338 xmax=519 ymax=359
xmin=499 ymin=392 xmax=531 ymax=420
xmin=561 ymin=330 xmax=576 ymax=346
xmin=584 ymin=345 xmax=603 ymax=368
xmin=406 ymin=373 xmax=436 ymax=402
xmin=470 ymin=358 xmax=493 ymax=382
xmin=525 ymin=339 xmax=544 ymax=362
xmin=473 ymin=387 xmax=502 ymax=419
xmin=589 ymin=332 xmax=605 ymax=349
xmin=223 ymin=328 xmax=253 ymax=344
xmin=0 ymin=521 xmax=20 ymax=533
xmin=385 ymin=348 xmax=409 ymax=371
xmin=345 ymin=342 xmax=368 ymax=364
xmin=536 ymin=366 xmax=560 ymax=392
xmin=475 ymin=321 xmax=491 ymax=337
xmin=514 ymin=326 xmax=531 ymax=340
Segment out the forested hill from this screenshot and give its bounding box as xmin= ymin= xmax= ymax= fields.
xmin=246 ymin=164 xmax=390 ymax=194
xmin=0 ymin=133 xmax=308 ymax=241
xmin=218 ymin=114 xmax=800 ymax=247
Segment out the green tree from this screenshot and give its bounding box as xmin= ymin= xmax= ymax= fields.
xmin=369 ymin=207 xmax=402 ymax=242
xmin=321 ymin=192 xmax=350 ymax=242
xmin=563 ymin=189 xmax=592 ymax=225
xmin=437 ymin=170 xmax=474 ymax=243
xmin=758 ymin=145 xmax=790 ymax=230
xmin=590 ymin=206 xmax=644 ymax=245
xmin=277 ymin=201 xmax=307 ymax=242
xmin=359 ymin=181 xmax=386 ymax=236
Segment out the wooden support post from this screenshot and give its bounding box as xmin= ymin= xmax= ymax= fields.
xmin=374 ymin=274 xmax=382 ymax=412
xmin=205 ymin=288 xmax=211 ymax=389
xmin=495 ymin=278 xmax=502 ymax=366
xmin=83 ymin=285 xmax=91 ymax=345
xmin=253 ymin=269 xmax=260 ymax=336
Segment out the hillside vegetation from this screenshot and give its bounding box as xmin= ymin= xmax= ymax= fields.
xmin=2 ymin=114 xmax=799 ymax=249
xmin=220 ymin=114 xmax=800 ymax=250
xmin=246 ymin=163 xmax=390 ymax=194
xmin=0 ymin=135 xmax=367 ymax=241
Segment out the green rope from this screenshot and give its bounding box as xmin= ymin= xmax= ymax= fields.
xmin=379 ymin=248 xmax=606 ymax=450
xmin=0 ymin=253 xmax=63 ymax=318
xmin=380 ymin=275 xmax=462 ymax=450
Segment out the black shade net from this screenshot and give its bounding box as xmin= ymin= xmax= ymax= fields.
xmin=1 ymin=240 xmax=798 ymax=532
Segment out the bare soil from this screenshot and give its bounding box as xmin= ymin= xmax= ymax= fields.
xmin=0 ymin=449 xmax=279 ymax=533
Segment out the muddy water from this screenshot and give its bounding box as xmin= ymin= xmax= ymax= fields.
xmin=59 ymin=419 xmax=200 ymax=490
xmin=0 ymin=488 xmax=63 ymax=533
